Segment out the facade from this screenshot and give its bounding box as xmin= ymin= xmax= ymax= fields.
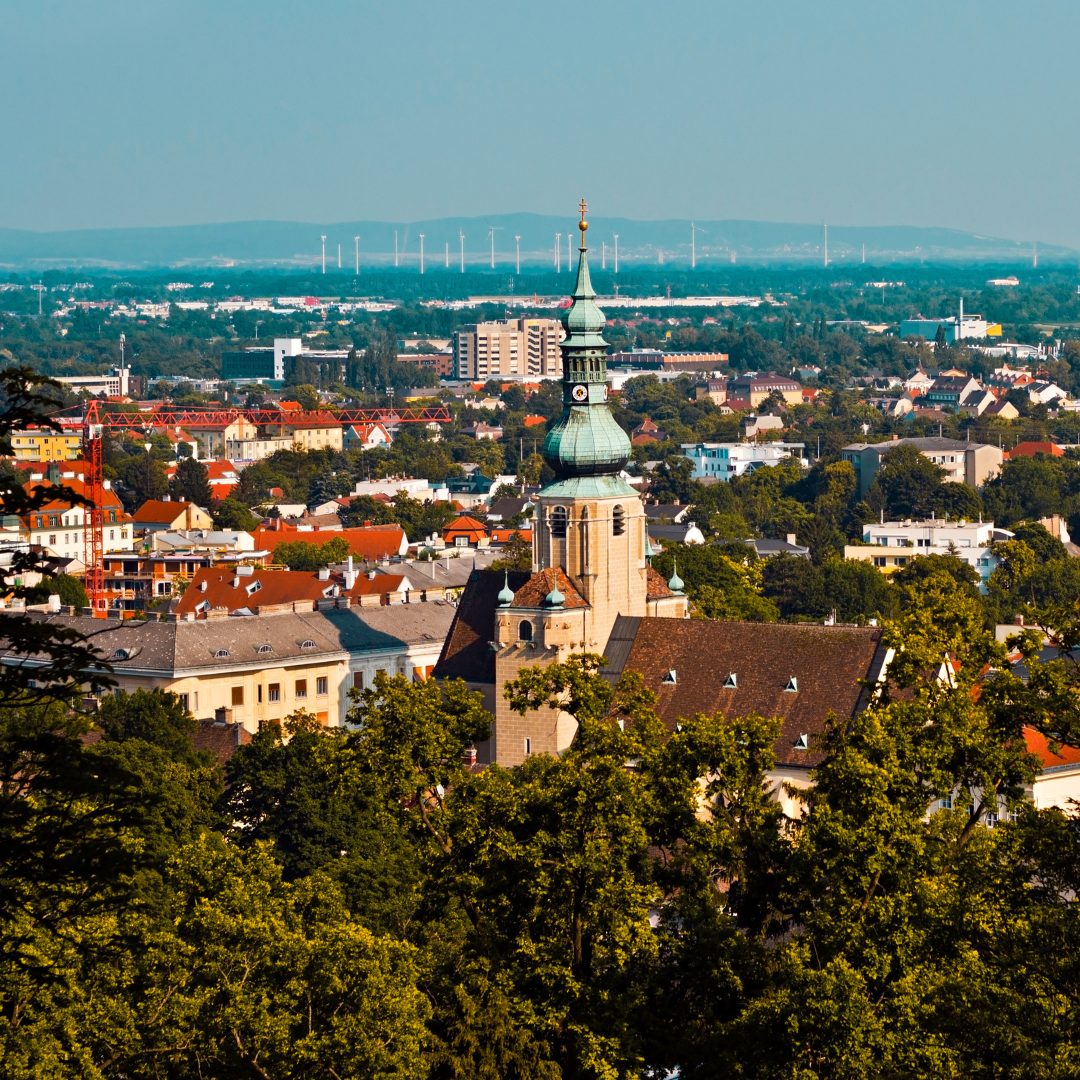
xmin=186 ymin=416 xmax=257 ymax=459
xmin=728 ymin=373 xmax=803 ymax=407
xmin=682 ymin=441 xmax=805 ymax=481
xmin=694 ymin=379 xmax=728 ymax=405
xmin=453 ymin=318 xmax=564 ymax=379
xmin=923 ymin=375 xmax=982 ymax=410
xmin=23 ymin=467 xmax=133 ymax=558
xmin=221 ymin=347 xmax=279 ymax=383
xmin=608 ymin=350 xmax=729 ymax=371
xmin=844 ymin=519 xmax=1013 ymax=591
xmin=841 ymin=437 xmax=1004 ymax=497
xmin=53 ymin=366 xmax=131 ymax=398
xmin=11 ymin=428 xmax=82 ymax=461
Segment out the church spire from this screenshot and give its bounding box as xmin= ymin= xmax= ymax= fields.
xmin=541 ymin=199 xmax=631 ymax=481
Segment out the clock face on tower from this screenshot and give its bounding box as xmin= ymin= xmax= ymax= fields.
xmin=571 ymin=384 xmax=588 ymax=402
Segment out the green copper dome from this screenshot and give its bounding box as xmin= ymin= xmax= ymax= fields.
xmin=542 ymin=219 xmax=631 ymax=480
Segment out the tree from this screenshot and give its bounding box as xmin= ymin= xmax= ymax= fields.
xmin=517 ymin=452 xmax=545 ymax=487
xmin=294 ymin=383 xmax=320 ymax=410
xmin=865 ymin=443 xmax=948 ymax=519
xmin=489 ymin=530 xmax=532 ymax=571
xmin=652 ymin=544 xmax=779 ymax=622
xmin=271 ymin=536 xmax=351 ymax=570
xmin=491 ymin=481 xmax=522 ymax=501
xmin=168 ymin=455 xmax=213 ymax=507
xmin=24 ymin=572 xmax=89 ymax=610
xmin=211 ymin=496 xmax=258 ymax=531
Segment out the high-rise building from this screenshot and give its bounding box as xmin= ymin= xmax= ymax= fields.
xmin=452 ymin=318 xmax=564 ymax=379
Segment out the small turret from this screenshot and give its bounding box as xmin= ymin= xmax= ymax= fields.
xmin=668 ymin=557 xmax=684 ymax=595
xmin=497 ymin=571 xmax=515 ymax=607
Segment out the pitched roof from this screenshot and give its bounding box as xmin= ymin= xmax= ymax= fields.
xmin=601 ymin=617 xmax=886 ymax=767
xmin=252 ymin=524 xmax=406 ymax=560
xmin=1023 ymin=726 xmax=1080 ymax=771
xmin=132 ymin=499 xmax=198 ymax=524
xmin=443 ymin=515 xmax=488 ymax=540
xmin=432 ymin=569 xmax=533 ymax=683
xmin=490 ymin=528 xmax=532 ymax=544
xmin=510 ymin=567 xmax=588 ymax=610
xmin=1007 ymin=441 xmax=1064 ymax=459
xmin=23 ymin=475 xmax=124 ymax=512
xmin=193 ymin=718 xmax=252 ymax=763
xmin=646 ymin=566 xmax=673 ymax=598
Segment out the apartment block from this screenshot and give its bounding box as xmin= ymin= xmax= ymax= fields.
xmin=453 ymin=319 xmax=564 ymax=379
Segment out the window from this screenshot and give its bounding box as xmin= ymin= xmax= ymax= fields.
xmin=518 ymin=620 xmax=533 ymax=642
xmin=524 ymin=737 xmax=532 ymax=756
xmin=300 ymin=639 xmax=316 ymax=649
xmin=873 ymin=556 xmax=886 ymax=567
xmin=178 ymin=693 xmax=189 ymax=711
xmin=318 ymin=677 xmax=328 ymax=695
xmin=245 ymin=579 xmax=262 ymax=595
xmin=194 ymin=692 xmax=198 ymax=711
xmin=939 ymin=795 xmax=953 ymax=809
xmin=550 ymin=506 xmax=567 ymax=539
xmin=231 ymin=686 xmax=244 ymax=706
xmin=109 ymin=530 xmax=115 ymax=540
xmin=215 ymin=649 xmax=230 ymax=658
xmin=612 ymin=504 xmax=625 ymax=536
xmin=295 ymin=679 xmax=307 ymax=698
xmin=48 ymin=515 xmax=59 ymax=528
xmin=257 ymin=644 xmax=273 ymax=654
xmin=723 ymin=673 xmax=737 ymax=689
xmin=784 ymin=676 xmax=798 ymax=692
xmin=352 ymin=672 xmax=363 ymax=691
xmin=455 ymin=536 xmax=468 ymax=547
xmin=49 ymin=534 xmax=56 ymax=547
xmin=268 ymin=683 xmax=280 ymax=703
xmin=112 ymin=648 xmax=130 ymax=660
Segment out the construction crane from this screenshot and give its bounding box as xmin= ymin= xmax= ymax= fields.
xmin=64 ymin=401 xmax=453 ymax=617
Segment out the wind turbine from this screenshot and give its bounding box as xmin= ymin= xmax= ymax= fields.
xmin=614 ymin=234 xmax=619 ymax=274
xmin=320 ymin=235 xmax=326 ymax=274
xmin=488 ymin=226 xmax=503 ymax=269
xmin=354 ymin=236 xmax=359 ymax=274
xmin=459 ymin=229 xmax=465 ymax=273
xmin=691 ymin=222 xmax=706 ymax=269
xmin=419 ymin=234 xmax=425 ymax=274
xmin=515 ymin=235 xmax=521 ymax=274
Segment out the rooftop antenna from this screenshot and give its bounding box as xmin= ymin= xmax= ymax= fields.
xmin=488 ymin=226 xmax=503 ymax=269
xmin=823 ymin=223 xmax=829 ymax=267
xmin=614 ymin=233 xmax=619 ymax=274
xmin=354 ymin=236 xmax=360 ymax=275
xmin=459 ymin=229 xmax=465 ymax=273
xmin=515 ymin=234 xmax=521 ymax=274
xmin=320 ymin=235 xmax=326 ymax=274
xmin=419 ymin=234 xmax=425 ymax=274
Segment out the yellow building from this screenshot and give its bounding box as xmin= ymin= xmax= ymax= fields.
xmin=11 ymin=427 xmax=82 ymax=461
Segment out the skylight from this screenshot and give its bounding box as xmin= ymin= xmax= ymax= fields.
xmin=662 ymin=669 xmax=677 ymax=684
xmin=724 ymin=673 xmax=737 ymax=689
xmin=785 ymin=676 xmax=798 ymax=692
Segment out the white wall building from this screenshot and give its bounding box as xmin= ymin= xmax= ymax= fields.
xmin=846 ymin=519 xmax=1013 ymax=592
xmin=682 ymin=441 xmax=805 ymax=481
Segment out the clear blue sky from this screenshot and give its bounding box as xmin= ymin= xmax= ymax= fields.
xmin=3 ymin=0 xmax=1077 ymax=244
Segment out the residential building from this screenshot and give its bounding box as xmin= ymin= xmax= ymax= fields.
xmin=164 ymin=460 xmax=240 ymax=499
xmin=453 ymin=318 xmax=564 ymax=379
xmin=395 ymin=353 xmax=454 ymax=377
xmin=840 ymin=437 xmax=1004 ymax=497
xmin=342 ymin=423 xmax=392 ymax=452
xmin=460 ymin=422 xmax=504 ymax=440
xmin=728 ymin=373 xmax=803 ymax=407
xmin=251 ymin=522 xmax=408 ymax=560
xmin=607 ymin=350 xmax=729 ymax=371
xmin=443 ymin=516 xmax=489 ymax=548
xmin=742 ymin=535 xmax=811 ymax=559
xmin=866 ymin=396 xmax=914 ymax=418
xmin=844 ymin=519 xmax=1013 ymax=591
xmin=743 ymin=414 xmax=785 ymax=439
xmin=960 ymin=389 xmax=998 ymax=416
xmin=132 ymin=499 xmax=214 ymax=534
xmin=185 ymin=415 xmax=257 ymax=459
xmin=1027 ymin=381 xmax=1068 ymax=405
xmin=10 ymin=427 xmax=82 ymax=461
xmin=682 ymin=441 xmax=805 ymax=481
xmin=1007 ymin=441 xmax=1064 ymax=460
xmin=984 ymin=398 xmax=1020 ymax=420
xmin=22 ymin=464 xmax=133 ymax=557
xmin=923 ymin=374 xmax=982 ymax=410
xmin=647 ymin=522 xmax=706 ymax=545
xmin=694 ymin=379 xmax=728 ymax=405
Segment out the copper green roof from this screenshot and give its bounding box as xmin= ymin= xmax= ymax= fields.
xmin=541 ymin=229 xmax=631 ymax=483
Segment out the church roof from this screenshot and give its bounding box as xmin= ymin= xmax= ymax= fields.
xmin=601 ymin=616 xmax=888 ymax=767
xmin=432 ymin=569 xmax=532 ymax=683
xmin=645 ymin=566 xmax=673 ymax=599
xmin=510 ymin=567 xmax=588 ymax=610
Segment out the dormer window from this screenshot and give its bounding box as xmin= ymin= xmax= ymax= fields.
xmin=794 ymin=733 xmax=809 ymax=750
xmin=784 ymin=676 xmax=798 ymax=692
xmin=214 ymin=649 xmax=230 ymax=658
xmin=112 ymin=648 xmax=130 ymax=660
xmin=724 ymin=673 xmax=737 ymax=689
xmin=300 ymin=639 xmax=316 ymax=649
xmin=257 ymin=644 xmax=273 ymax=654
xmin=662 ymin=669 xmax=677 ymax=684
xmin=245 ymin=580 xmax=262 ymax=596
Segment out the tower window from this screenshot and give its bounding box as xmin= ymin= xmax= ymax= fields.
xmin=518 ymin=620 xmax=533 ymax=642
xmin=550 ymin=506 xmax=568 ymax=539
xmin=612 ymin=505 xmax=625 ymax=536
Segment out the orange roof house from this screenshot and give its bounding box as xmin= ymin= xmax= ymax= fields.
xmin=251 ymin=522 xmax=408 ymax=560
xmin=442 ymin=515 xmax=488 ymax=546
xmin=132 ymin=499 xmax=214 ymax=532
xmin=490 ymin=528 xmax=533 ymax=545
xmin=1006 ymin=441 xmax=1064 ymax=460
xmin=523 ymin=415 xmax=548 ymax=427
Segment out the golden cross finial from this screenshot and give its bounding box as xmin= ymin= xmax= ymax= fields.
xmin=578 ymin=198 xmax=588 ymax=245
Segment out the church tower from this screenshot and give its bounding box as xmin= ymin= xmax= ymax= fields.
xmin=490 ymin=201 xmax=686 ymax=764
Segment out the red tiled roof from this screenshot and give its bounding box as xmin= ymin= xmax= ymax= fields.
xmin=1007 ymin=441 xmax=1064 ymax=459
xmin=646 ymin=566 xmax=672 ymax=599
xmin=23 ymin=476 xmax=125 ymax=513
xmin=490 ymin=528 xmax=532 ymax=544
xmin=443 ymin=515 xmax=488 ymax=542
xmin=132 ymin=500 xmax=198 ymax=524
xmin=252 ymin=523 xmax=406 ymax=561
xmin=510 ymin=567 xmax=588 ymax=610
xmin=523 ymin=415 xmax=547 ymax=427
xmin=1023 ymin=726 xmax=1080 ymax=769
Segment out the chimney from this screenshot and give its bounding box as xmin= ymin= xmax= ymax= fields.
xmin=786 ymin=534 xmax=797 ymax=546
xmin=364 ymin=519 xmax=372 ymax=527
xmin=215 ymin=706 xmax=233 ymax=725
xmin=1014 ymin=614 xmax=1025 ymax=627
xmin=463 ymin=746 xmax=477 ymax=766
xmin=163 ymin=494 xmax=171 ymax=502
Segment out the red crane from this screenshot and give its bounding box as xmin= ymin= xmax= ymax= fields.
xmin=66 ymin=402 xmax=452 ymax=617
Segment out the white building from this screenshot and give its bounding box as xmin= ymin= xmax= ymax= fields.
xmin=844 ymin=519 xmax=1013 ymax=592
xmin=53 ymin=366 xmax=131 ymax=398
xmin=682 ymin=441 xmax=805 ymax=481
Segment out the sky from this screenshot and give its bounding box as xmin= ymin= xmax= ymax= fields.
xmin=3 ymin=0 xmax=1078 ymax=245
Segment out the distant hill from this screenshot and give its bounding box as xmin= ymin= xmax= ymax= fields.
xmin=0 ymin=214 xmax=1072 ymax=270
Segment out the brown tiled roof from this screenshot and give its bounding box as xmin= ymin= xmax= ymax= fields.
xmin=603 ymin=617 xmax=887 ymax=767
xmin=432 ymin=569 xmax=532 ymax=683
xmin=511 ymin=567 xmax=588 ymax=610
xmin=132 ymin=499 xmax=196 ymax=524
xmin=646 ymin=566 xmax=673 ymax=598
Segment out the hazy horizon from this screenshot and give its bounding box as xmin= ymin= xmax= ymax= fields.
xmin=4 ymin=1 xmax=1079 ymax=245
